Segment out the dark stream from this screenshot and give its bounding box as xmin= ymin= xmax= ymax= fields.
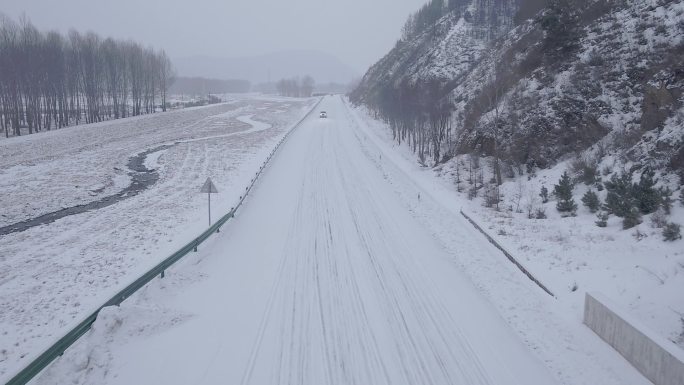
xmin=0 ymin=144 xmax=173 ymax=236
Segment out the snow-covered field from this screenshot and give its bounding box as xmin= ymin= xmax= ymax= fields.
xmin=0 ymin=95 xmax=316 ymax=381
xmin=19 ymin=96 xmax=652 ymax=385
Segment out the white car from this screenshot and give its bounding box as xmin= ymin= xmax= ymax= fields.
xmin=319 ymin=111 xmax=327 ymax=119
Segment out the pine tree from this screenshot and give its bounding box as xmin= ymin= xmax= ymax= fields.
xmin=634 ymin=168 xmax=659 ymax=214
xmin=604 ymin=172 xmax=634 ymax=217
xmin=623 ymin=207 xmax=642 ymax=229
xmin=663 ymin=222 xmax=682 ymax=241
xmin=554 ymin=172 xmax=577 ymax=215
xmin=582 ymin=189 xmax=600 ymax=213
xmin=659 ymin=187 xmax=673 ymax=214
xmin=540 ymin=185 xmax=549 ymax=203
xmin=535 ymin=207 xmax=547 ymax=219
xmin=595 ymin=211 xmax=609 ymax=227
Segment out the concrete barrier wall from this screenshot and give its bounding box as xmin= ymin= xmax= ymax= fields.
xmin=584 ymin=292 xmax=684 ymax=385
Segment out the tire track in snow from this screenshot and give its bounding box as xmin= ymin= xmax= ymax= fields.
xmin=335 ymin=129 xmax=493 ymax=385
xmin=237 ymin=100 xmax=503 ymax=385
xmin=240 ymin=122 xmax=395 ymax=385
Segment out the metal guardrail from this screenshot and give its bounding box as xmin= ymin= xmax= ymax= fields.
xmin=459 ymin=209 xmax=555 ymax=298
xmin=5 ymin=98 xmax=322 ymax=385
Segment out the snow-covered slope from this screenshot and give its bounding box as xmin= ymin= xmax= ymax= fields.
xmin=352 ymin=0 xmax=506 ymax=103
xmin=349 ymin=99 xmax=677 ymax=384
xmin=352 ymin=0 xmax=684 ymax=174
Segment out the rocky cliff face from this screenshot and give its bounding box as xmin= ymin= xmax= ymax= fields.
xmin=351 ymin=0 xmax=684 ymax=180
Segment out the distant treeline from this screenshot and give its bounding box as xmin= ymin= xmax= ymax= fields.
xmin=169 ymin=77 xmax=251 ymax=95
xmin=313 ymin=82 xmax=352 ymax=95
xmin=0 ymin=15 xmax=174 ymax=138
xmin=276 ymin=76 xmax=315 ymax=98
xmin=254 ymin=80 xmax=352 ymax=95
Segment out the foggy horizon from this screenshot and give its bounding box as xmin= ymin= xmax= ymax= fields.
xmin=2 ymin=0 xmax=429 ymax=78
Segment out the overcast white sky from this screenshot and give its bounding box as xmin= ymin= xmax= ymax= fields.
xmin=2 ymin=0 xmax=428 ymax=73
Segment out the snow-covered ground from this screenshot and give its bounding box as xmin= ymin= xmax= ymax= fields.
xmin=452 ymin=161 xmax=684 ymax=349
xmin=24 ymin=96 xmax=651 ymax=385
xmin=30 ymin=95 xmax=557 ymax=385
xmin=348 ymin=101 xmax=683 ymax=384
xmin=0 ymin=95 xmax=316 ymax=381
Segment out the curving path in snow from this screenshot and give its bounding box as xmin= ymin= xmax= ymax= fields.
xmin=0 ymin=115 xmax=270 ymax=236
xmin=36 ymin=96 xmax=558 ymax=385
xmin=174 ymin=115 xmax=272 ymax=145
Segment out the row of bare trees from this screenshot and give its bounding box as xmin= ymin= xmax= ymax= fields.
xmin=354 ymin=0 xmax=519 ymax=166
xmin=0 ymin=15 xmax=175 ymax=138
xmin=276 ymin=76 xmax=315 ymax=98
xmin=354 ymin=79 xmax=453 ymax=164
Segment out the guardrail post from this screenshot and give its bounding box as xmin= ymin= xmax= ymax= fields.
xmin=160 ymin=270 xmax=165 ymax=278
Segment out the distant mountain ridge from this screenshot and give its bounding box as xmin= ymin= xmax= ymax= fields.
xmin=174 ymin=50 xmax=358 ymax=85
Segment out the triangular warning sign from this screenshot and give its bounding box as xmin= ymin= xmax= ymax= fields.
xmin=200 ymin=177 xmax=219 ymax=193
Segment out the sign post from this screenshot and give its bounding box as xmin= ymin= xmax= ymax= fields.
xmin=200 ymin=177 xmax=219 ymax=227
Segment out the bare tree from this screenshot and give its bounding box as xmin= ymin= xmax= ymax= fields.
xmin=525 ymin=186 xmax=539 ymax=219
xmin=479 ymin=70 xmax=509 ymax=186
xmin=157 ymin=50 xmax=174 ymax=112
xmin=276 ymin=76 xmax=315 ymax=97
xmin=0 ymin=15 xmax=21 ymax=137
xmin=301 ymin=75 xmax=315 ymax=97
xmin=0 ymin=15 xmax=175 ymax=137
xmin=513 ymin=177 xmax=524 ymax=213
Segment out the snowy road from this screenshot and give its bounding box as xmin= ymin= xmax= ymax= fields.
xmin=36 ymin=96 xmax=558 ymax=384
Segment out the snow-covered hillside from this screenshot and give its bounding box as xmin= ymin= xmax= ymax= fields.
xmin=450 ymin=0 xmax=684 ymax=170
xmin=350 ymin=0 xmax=684 ymax=354
xmin=353 ymin=0 xmax=684 ymax=173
